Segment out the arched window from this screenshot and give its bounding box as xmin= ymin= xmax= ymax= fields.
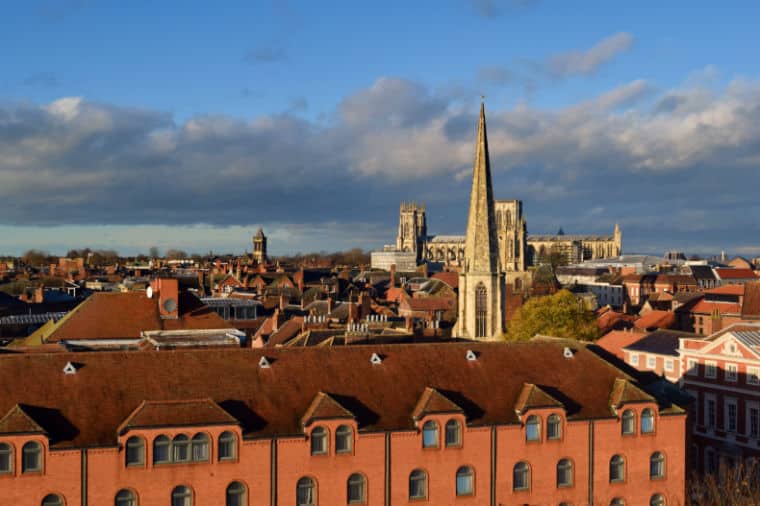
xmin=456 ymin=466 xmax=474 ymax=496
xmin=611 ymin=499 xmax=625 ymax=506
xmin=172 ymin=435 xmax=190 ymax=462
xmin=409 ymin=469 xmax=427 ymax=499
xmin=650 ymin=494 xmax=665 ymax=506
xmin=225 ymin=481 xmax=247 ymax=506
xmin=422 ymin=420 xmax=438 ymax=448
xmin=297 ymin=477 xmax=316 ymax=506
xmin=557 ymin=458 xmax=573 ymax=487
xmin=506 ymin=210 xmax=512 ymax=228
xmin=525 ymin=415 xmax=540 ymax=441
xmin=218 ymin=431 xmax=237 ymax=461
xmin=115 ymin=489 xmax=137 ymax=506
xmin=621 ymin=409 xmax=635 ymax=435
xmin=22 ymin=441 xmax=42 ymax=473
xmin=171 ymin=486 xmax=193 ymax=506
xmin=513 ymin=461 xmax=530 ymax=491
xmin=336 ymin=425 xmax=353 ymax=454
xmin=153 ymin=435 xmax=170 ymax=464
xmin=191 ymin=433 xmax=209 ymax=462
xmin=0 ymin=442 xmax=12 ymax=473
xmin=41 ymin=495 xmax=64 ymax=506
xmin=650 ymin=452 xmax=665 ymax=479
xmin=475 ymin=283 xmax=488 ymax=338
xmin=642 ymin=408 xmax=655 ymax=434
xmin=125 ymin=436 xmax=144 ymax=467
xmin=610 ymin=454 xmax=625 ymax=483
xmin=347 ymin=473 xmax=366 ymax=504
xmin=547 ymin=414 xmax=562 ymax=440
xmin=310 ymin=426 xmax=328 ymax=455
xmin=445 ymin=419 xmax=462 ymax=447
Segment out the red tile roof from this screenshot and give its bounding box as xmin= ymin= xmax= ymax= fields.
xmin=430 ymin=272 xmax=459 ymax=290
xmin=400 ymin=297 xmax=454 ymax=312
xmin=411 ymin=387 xmax=463 ymax=420
xmin=610 ymin=378 xmax=655 ymax=408
xmin=715 ymin=268 xmax=758 ymax=280
xmin=690 ymin=300 xmax=742 ymax=315
xmin=514 ymin=383 xmax=563 ymax=414
xmin=118 ymin=399 xmax=238 ymax=433
xmin=742 ymin=283 xmax=760 ymax=319
xmin=0 ymin=404 xmax=46 ymax=435
xmin=301 ymin=392 xmax=355 ymax=426
xmin=706 ymin=285 xmax=745 ymax=296
xmin=596 ymin=331 xmax=646 ymax=360
xmin=0 ymin=341 xmax=679 ymax=448
xmin=634 ymin=310 xmax=676 ymax=330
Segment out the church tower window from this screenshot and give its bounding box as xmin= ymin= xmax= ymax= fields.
xmin=475 ymin=283 xmax=488 ymax=338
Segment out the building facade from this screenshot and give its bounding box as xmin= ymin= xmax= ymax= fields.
xmin=0 ymin=340 xmax=685 ymax=506
xmin=252 ymin=228 xmax=268 ymax=265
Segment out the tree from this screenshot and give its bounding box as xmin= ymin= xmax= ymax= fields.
xmin=149 ymin=247 xmax=160 ymax=259
xmin=21 ymin=249 xmax=50 ymax=267
xmin=504 ymin=289 xmax=600 ymax=342
xmin=686 ymin=460 xmax=760 ymax=505
xmin=165 ymin=249 xmax=188 ymax=260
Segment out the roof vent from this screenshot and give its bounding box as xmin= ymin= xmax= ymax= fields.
xmin=258 ymin=356 xmax=271 ymax=369
xmin=563 ymin=347 xmax=575 ymax=359
xmin=465 ymin=350 xmax=478 ymax=361
xmin=370 ymin=353 xmax=383 ymax=365
xmin=63 ymin=361 xmax=78 ymax=375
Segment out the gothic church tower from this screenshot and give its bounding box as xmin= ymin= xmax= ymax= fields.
xmin=456 ymin=103 xmax=505 ymax=340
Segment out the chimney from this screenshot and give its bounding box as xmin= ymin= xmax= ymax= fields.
xmin=405 ymin=315 xmax=413 ymax=332
xmin=155 ymin=278 xmax=179 ymax=319
xmin=348 ymin=301 xmax=358 ymax=324
xmin=34 ymin=286 xmax=44 ymax=304
xmin=297 ymin=268 xmax=304 ymax=293
xmin=359 ymin=292 xmax=371 ymax=319
xmin=390 ymin=264 xmax=396 ymax=288
xmin=279 ymin=294 xmax=287 ymax=311
xmin=421 ymin=263 xmax=428 ymax=278
xmin=327 ymin=297 xmax=334 ymax=316
xmin=272 ymin=308 xmax=283 ymax=332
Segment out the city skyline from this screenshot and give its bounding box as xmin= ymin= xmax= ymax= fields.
xmin=3 ymin=1 xmax=760 ymax=256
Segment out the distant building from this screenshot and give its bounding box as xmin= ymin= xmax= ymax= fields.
xmin=370 ymin=250 xmax=417 ymax=271
xmin=252 ymin=228 xmax=268 ymax=265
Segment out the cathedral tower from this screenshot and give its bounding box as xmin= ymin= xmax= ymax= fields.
xmin=396 ymin=202 xmax=427 ymax=262
xmin=456 ymin=102 xmax=505 ymax=340
xmin=252 ymin=228 xmax=268 ymax=265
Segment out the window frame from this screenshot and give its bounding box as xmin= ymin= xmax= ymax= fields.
xmin=125 ymin=436 xmax=144 ymax=467
xmin=609 ymin=454 xmax=626 ymax=483
xmin=0 ymin=442 xmax=12 ymax=474
xmin=347 ymin=472 xmax=366 ymax=504
xmin=705 ymin=361 xmax=717 ymax=379
xmin=650 ymin=493 xmax=666 ymax=506
xmin=747 ymin=401 xmax=760 ymax=438
xmin=725 ymin=398 xmax=738 ymax=433
xmin=455 ymin=465 xmax=475 ymax=496
xmin=556 ymin=458 xmax=573 ymax=488
xmin=115 ymin=488 xmax=137 ymax=506
xmin=218 ymin=431 xmax=237 ymax=462
xmin=422 ymin=420 xmax=439 ymax=449
xmin=171 ymin=485 xmax=193 ymax=506
xmin=547 ymin=414 xmax=562 ymax=441
xmin=525 ymin=415 xmax=541 ymax=442
xmin=296 ymin=476 xmax=317 ymax=506
xmin=641 ymin=408 xmax=655 ymax=434
xmin=21 ymin=440 xmax=42 ymax=474
xmin=225 ymin=480 xmax=247 ymax=506
xmin=513 ymin=461 xmax=530 ymax=491
xmin=335 ymin=425 xmax=353 ymax=455
xmin=650 ymin=451 xmax=665 ymax=480
xmin=153 ymin=435 xmax=171 ymax=464
xmin=41 ymin=494 xmax=65 ymax=506
xmin=726 ymin=363 xmax=738 ymax=382
xmin=191 ymin=433 xmax=210 ymax=462
xmin=310 ymin=426 xmax=328 ymax=456
xmin=646 ymin=355 xmax=656 ymax=369
xmin=686 ymin=358 xmax=699 ymax=376
xmin=408 ymin=468 xmax=428 ymax=500
xmin=445 ymin=419 xmax=462 ymax=448
xmin=172 ymin=434 xmax=190 ymax=463
xmin=748 ymin=367 xmax=760 ymax=385
xmin=621 ymin=409 xmax=636 ymax=436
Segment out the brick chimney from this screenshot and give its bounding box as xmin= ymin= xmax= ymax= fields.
xmin=348 ymin=302 xmax=358 ymax=324
xmin=327 ymin=297 xmax=333 ymax=316
xmin=279 ymin=294 xmax=287 ymax=311
xmin=33 ymin=286 xmax=44 ymax=304
xmin=421 ymin=263 xmax=428 ymax=278
xmin=390 ymin=264 xmax=396 ymax=288
xmin=152 ymin=278 xmax=179 ymax=320
xmin=359 ymin=292 xmax=371 ymax=319
xmin=297 ymin=269 xmax=305 ymax=293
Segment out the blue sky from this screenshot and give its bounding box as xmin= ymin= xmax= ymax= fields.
xmin=2 ymin=0 xmax=760 ymax=256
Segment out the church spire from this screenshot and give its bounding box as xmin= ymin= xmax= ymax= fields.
xmin=463 ymin=101 xmax=499 ymax=274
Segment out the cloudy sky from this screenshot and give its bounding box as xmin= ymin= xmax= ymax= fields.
xmin=2 ymin=0 xmax=760 ymax=257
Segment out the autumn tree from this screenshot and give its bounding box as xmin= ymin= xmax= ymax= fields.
xmin=504 ymin=289 xmax=600 ymax=342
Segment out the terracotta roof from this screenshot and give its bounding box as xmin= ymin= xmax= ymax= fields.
xmin=610 ymin=378 xmax=655 ymax=408
xmin=118 ymin=399 xmax=238 ymax=433
xmin=301 ymin=392 xmax=355 ymax=426
xmin=411 ymin=387 xmax=463 ymax=420
xmin=634 ymin=310 xmax=676 ymax=331
xmin=596 ymin=309 xmax=635 ymax=334
xmin=36 ymin=291 xmax=228 ymax=342
xmin=715 ymin=268 xmax=758 ymax=280
xmin=514 ymin=383 xmax=563 ymax=414
xmin=690 ymin=300 xmax=742 ymax=315
xmin=742 ymin=283 xmax=760 ymax=319
xmin=623 ymin=330 xmax=695 ymax=357
xmin=267 ymin=318 xmax=303 ymax=346
xmin=384 ymin=287 xmax=409 ymax=303
xmin=706 ymin=285 xmax=745 ymax=296
xmin=0 ymin=341 xmax=680 ymax=448
xmin=430 ymin=272 xmax=459 ymax=290
xmin=0 ymin=404 xmax=46 ymax=435
xmin=596 ymin=331 xmax=647 ymax=360
xmin=400 ymin=297 xmax=454 ymax=312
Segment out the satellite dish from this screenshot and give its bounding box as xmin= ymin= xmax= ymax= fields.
xmin=163 ymin=298 xmax=177 ymax=313
xmin=146 ymin=286 xmax=153 ymax=299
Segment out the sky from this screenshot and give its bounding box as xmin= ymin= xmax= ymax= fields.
xmin=2 ymin=0 xmax=760 ymax=257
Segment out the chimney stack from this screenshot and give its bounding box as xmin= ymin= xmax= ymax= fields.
xmin=390 ymin=264 xmax=396 ymax=288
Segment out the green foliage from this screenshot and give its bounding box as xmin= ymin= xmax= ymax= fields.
xmin=504 ymin=289 xmax=600 ymax=342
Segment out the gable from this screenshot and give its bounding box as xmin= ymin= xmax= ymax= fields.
xmin=701 ymin=333 xmax=759 ymax=360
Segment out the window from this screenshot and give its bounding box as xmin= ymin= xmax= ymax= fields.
xmin=171 ymin=486 xmax=193 ymax=506
xmin=218 ymin=431 xmax=237 ymax=461
xmin=125 ymin=436 xmax=144 ymax=467
xmin=347 ymin=473 xmax=366 ymax=504
xmin=0 ymin=443 xmax=12 ymax=473
xmin=191 ymin=433 xmax=209 ymax=462
xmin=41 ymin=495 xmax=64 ymax=506
xmin=547 ymin=414 xmax=561 ymax=440
xmin=705 ymin=447 xmax=716 ymax=474
xmin=611 ymin=499 xmax=625 ymax=506
xmin=557 ymin=458 xmax=573 ymax=487
xmin=154 ymin=435 xmax=170 ymax=464
xmin=650 ymin=452 xmax=665 ymax=479
xmin=456 ymin=466 xmax=474 ymax=496
xmin=726 ymin=364 xmax=738 ymax=382
xmin=525 ymin=415 xmax=540 ymax=442
xmin=726 ymin=399 xmax=738 ymax=433
xmin=475 ymin=283 xmax=487 ymax=338
xmin=311 ymin=426 xmax=328 ymax=455
xmin=622 ymin=409 xmax=635 ymax=435
xmin=748 ymin=367 xmax=760 ymax=385
xmin=513 ymin=461 xmax=530 ymax=491
xmin=422 ymin=420 xmax=438 ymax=448
xmin=297 ymin=477 xmax=316 ymax=506
xmin=336 ymin=425 xmax=353 ymax=454
xmin=445 ymin=419 xmax=461 ymax=447
xmin=609 ymin=454 xmax=625 ymax=483
xmin=22 ymin=441 xmax=42 ymax=473
xmin=641 ymin=408 xmax=655 ymax=434
xmin=650 ymin=494 xmax=665 ymax=506
xmin=409 ymin=469 xmax=427 ymax=499
xmin=173 ymin=435 xmax=190 ymax=462
xmin=665 ymin=359 xmax=674 ymax=372
xmin=705 ymin=361 xmax=717 ymax=379
xmin=226 ymin=481 xmax=247 ymax=506
xmin=705 ymin=395 xmax=716 ymax=429
xmin=646 ymin=355 xmax=656 ymax=369
xmin=686 ymin=358 xmax=698 ymax=376
xmin=115 ymin=489 xmax=137 ymax=506
xmin=748 ymin=403 xmax=760 ymax=438
xmin=629 ymin=354 xmax=639 ymax=366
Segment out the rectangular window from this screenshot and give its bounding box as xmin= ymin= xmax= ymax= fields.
xmin=726 ymin=364 xmax=738 ymax=382
xmin=687 ymin=358 xmax=699 ymax=376
xmin=726 ymin=399 xmax=738 ymax=432
xmin=665 ymin=359 xmax=674 ymax=372
xmin=647 ymin=355 xmax=657 ymax=369
xmin=706 ymin=395 xmax=716 ymax=429
xmin=629 ymin=354 xmax=639 ymax=366
xmin=748 ymin=367 xmax=760 ymax=385
xmin=748 ymin=403 xmax=760 ymax=438
xmin=705 ymin=361 xmax=717 ymax=379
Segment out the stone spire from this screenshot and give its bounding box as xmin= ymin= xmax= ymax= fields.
xmin=463 ymin=101 xmax=499 ymax=274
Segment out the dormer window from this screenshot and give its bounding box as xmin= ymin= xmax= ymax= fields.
xmin=172 ymin=434 xmax=190 ymax=462
xmin=547 ymin=414 xmax=562 ymax=440
xmin=641 ymin=409 xmax=655 ymax=434
xmin=125 ymin=436 xmax=144 ymax=466
xmin=218 ymin=431 xmax=237 ymax=461
xmin=0 ymin=443 xmax=12 ymax=473
xmin=335 ymin=425 xmax=353 ymax=454
xmin=422 ymin=420 xmax=439 ymax=448
xmin=21 ymin=441 xmax=42 ymax=473
xmin=153 ymin=435 xmax=171 ymax=464
xmin=191 ymin=433 xmax=209 ymax=462
xmin=621 ymin=409 xmax=635 ymax=435
xmin=525 ymin=415 xmax=541 ymax=442
xmin=445 ymin=419 xmax=462 ymax=447
xmin=310 ymin=426 xmax=328 ymax=455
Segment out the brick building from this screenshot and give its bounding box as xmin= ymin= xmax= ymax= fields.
xmin=0 ymin=341 xmax=685 ymax=505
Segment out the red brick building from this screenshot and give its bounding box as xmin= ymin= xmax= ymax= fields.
xmin=0 ymin=341 xmax=685 ymax=505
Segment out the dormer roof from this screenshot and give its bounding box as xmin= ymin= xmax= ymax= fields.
xmin=411 ymin=387 xmax=463 ymax=421
xmin=301 ymin=392 xmax=355 ymax=427
xmin=0 ymin=404 xmax=46 ymax=435
xmin=117 ymin=399 xmax=238 ymax=434
xmin=610 ymin=378 xmax=656 ymax=409
xmin=514 ymin=383 xmax=564 ymax=415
